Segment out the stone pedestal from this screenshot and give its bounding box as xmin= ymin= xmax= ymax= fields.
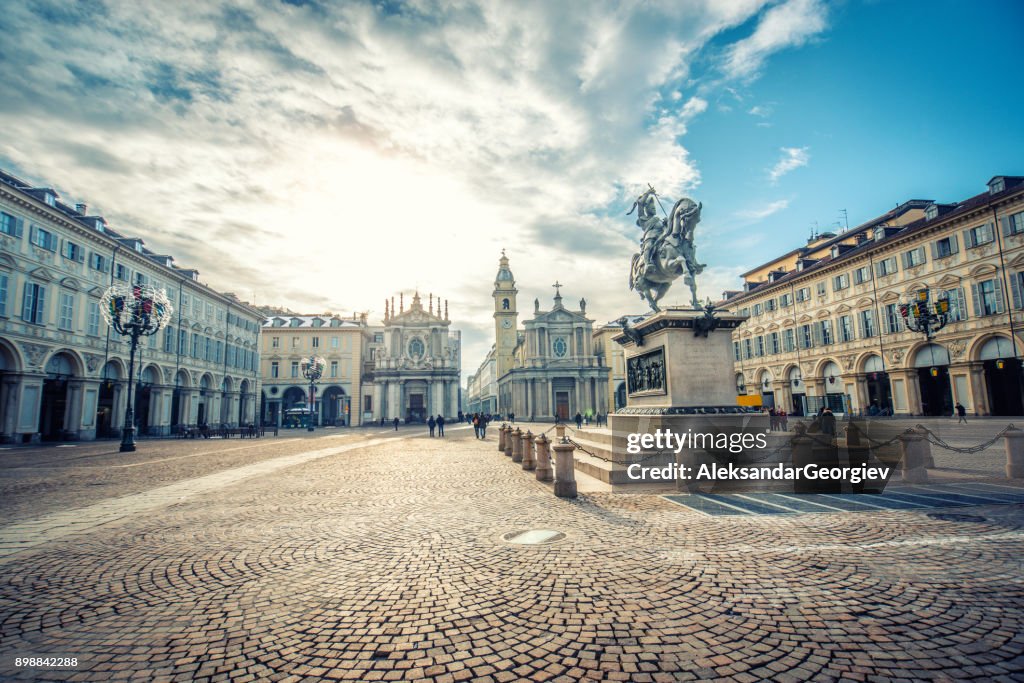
xmin=1005 ymin=427 xmax=1024 ymax=479
xmin=535 ymin=434 xmax=553 ymax=482
xmin=899 ymin=432 xmax=930 ymax=483
xmin=522 ymin=431 xmax=536 ymax=470
xmin=553 ymin=442 xmax=577 ymax=498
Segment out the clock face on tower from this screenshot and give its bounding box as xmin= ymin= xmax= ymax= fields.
xmin=502 ymin=319 xmax=513 ymax=329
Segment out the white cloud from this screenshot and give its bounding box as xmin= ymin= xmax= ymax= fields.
xmin=0 ymin=0 xmax=794 ymax=373
xmin=768 ymin=147 xmax=810 ymax=183
xmin=724 ymin=0 xmax=828 ymax=80
xmin=736 ymin=198 xmax=790 ymax=220
xmin=747 ymin=104 xmax=772 ymax=117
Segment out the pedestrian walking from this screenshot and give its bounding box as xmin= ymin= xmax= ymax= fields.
xmin=428 ymin=415 xmax=436 ymax=437
xmin=510 ymin=412 xmax=515 ymax=424
xmin=821 ymin=407 xmax=836 ymax=437
xmin=437 ymin=414 xmax=445 ymax=436
xmin=574 ymin=411 xmax=583 ymax=430
xmin=472 ymin=413 xmax=480 ymax=438
xmin=956 ymin=402 xmax=967 ymax=424
xmin=393 ymin=416 xmax=400 ymax=431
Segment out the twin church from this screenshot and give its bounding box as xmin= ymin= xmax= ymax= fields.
xmin=489 ymin=252 xmax=609 ymax=420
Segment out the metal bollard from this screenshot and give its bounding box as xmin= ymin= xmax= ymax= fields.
xmin=899 ymin=431 xmax=930 ymax=483
xmin=512 ymin=428 xmax=524 ymax=463
xmin=1004 ymin=427 xmax=1024 ymax=478
xmin=535 ymin=434 xmax=553 ymax=482
xmin=504 ymin=426 xmax=514 ymax=457
xmin=522 ymin=431 xmax=536 ymax=470
xmin=498 ymin=424 xmax=506 ymax=452
xmin=552 ymin=442 xmax=577 ymax=498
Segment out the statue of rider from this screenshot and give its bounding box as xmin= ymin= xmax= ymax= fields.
xmin=629 ymin=187 xmax=667 ymax=272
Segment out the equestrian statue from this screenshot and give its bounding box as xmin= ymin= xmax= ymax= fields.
xmin=627 ymin=185 xmax=705 ymax=312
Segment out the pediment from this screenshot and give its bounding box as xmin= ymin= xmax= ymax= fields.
xmin=816 ymin=309 xmax=832 ymax=319
xmin=855 ymin=297 xmax=874 ymax=308
xmin=835 ymin=303 xmax=852 ymax=313
xmin=28 ymin=266 xmax=57 ymax=282
xmin=881 ymin=291 xmax=901 ymax=303
xmin=60 ymin=276 xmax=82 ymax=291
xmin=936 ymin=274 xmax=962 ymax=288
xmin=1009 ymin=253 xmax=1024 ymax=269
xmin=0 ymin=253 xmax=16 ymax=269
xmin=87 ymin=286 xmax=105 ymax=297
xmin=968 ymin=263 xmax=999 ymax=278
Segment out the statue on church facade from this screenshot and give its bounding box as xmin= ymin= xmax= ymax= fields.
xmin=627 ymin=185 xmax=705 ymax=312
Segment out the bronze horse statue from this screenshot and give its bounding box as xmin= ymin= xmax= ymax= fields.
xmin=628 ymin=192 xmax=705 ymax=312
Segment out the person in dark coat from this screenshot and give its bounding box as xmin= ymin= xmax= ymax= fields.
xmin=427 ymin=415 xmax=436 ymax=437
xmin=437 ymin=414 xmax=445 ymax=436
xmin=393 ymin=417 xmax=400 ymax=431
xmin=479 ymin=414 xmax=487 ymax=438
xmin=821 ymin=408 xmax=837 ymax=437
xmin=955 ymin=402 xmax=967 ymax=424
xmin=574 ymin=412 xmax=583 ymax=429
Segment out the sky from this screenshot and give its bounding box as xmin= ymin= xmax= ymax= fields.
xmin=1 ymin=0 xmax=1022 ymax=379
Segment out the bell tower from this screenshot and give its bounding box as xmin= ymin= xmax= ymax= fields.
xmin=493 ymin=250 xmax=518 ymax=378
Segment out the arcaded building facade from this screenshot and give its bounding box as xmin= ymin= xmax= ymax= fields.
xmin=725 ymin=175 xmax=1024 ymax=417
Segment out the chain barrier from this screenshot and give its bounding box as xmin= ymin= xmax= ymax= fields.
xmin=912 ymin=423 xmax=1015 ymax=454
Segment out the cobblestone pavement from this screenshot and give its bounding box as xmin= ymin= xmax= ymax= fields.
xmin=2 ymin=426 xmax=1024 ymax=681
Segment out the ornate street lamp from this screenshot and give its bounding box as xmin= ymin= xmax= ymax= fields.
xmin=100 ymin=284 xmax=173 ymax=452
xmin=899 ymin=288 xmax=950 ymax=340
xmin=301 ymin=355 xmax=326 ymax=432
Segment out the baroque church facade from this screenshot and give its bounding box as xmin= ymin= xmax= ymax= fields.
xmin=372 ymin=291 xmax=461 ymax=423
xmin=492 ymin=253 xmax=609 ymax=420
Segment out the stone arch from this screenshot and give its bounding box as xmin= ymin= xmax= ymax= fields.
xmin=42 ymin=348 xmax=85 ymax=377
xmin=221 ymin=376 xmax=234 ymax=393
xmin=100 ymin=358 xmax=126 ymax=381
xmin=910 ymin=342 xmax=951 ymax=368
xmin=856 ymin=352 xmax=886 ymax=373
xmin=174 ymin=368 xmax=193 ymax=389
xmin=757 ymin=368 xmax=774 ymax=392
xmin=140 ymin=364 xmax=162 ymax=386
xmin=814 ymin=357 xmax=842 ymax=378
xmin=0 ymin=337 xmax=24 ymax=373
xmin=970 ymin=333 xmax=1021 ymax=362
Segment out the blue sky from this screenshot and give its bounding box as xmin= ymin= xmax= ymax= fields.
xmin=0 ymin=0 xmax=1021 ymax=373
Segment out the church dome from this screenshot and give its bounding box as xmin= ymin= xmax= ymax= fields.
xmin=495 ymin=251 xmax=515 ymax=285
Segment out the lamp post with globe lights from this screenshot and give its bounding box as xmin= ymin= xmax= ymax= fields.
xmin=301 ymin=355 xmax=326 ymax=432
xmin=100 ymin=283 xmax=173 ymax=452
xmin=899 ymin=288 xmax=951 ymax=340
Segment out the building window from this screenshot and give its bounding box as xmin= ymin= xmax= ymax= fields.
xmin=765 ymin=298 xmax=777 ymax=312
xmin=502 ymin=298 xmax=510 ymax=310
xmin=973 ymin=279 xmax=1004 ymax=317
xmin=768 ymin=331 xmax=780 ymax=354
xmin=798 ymin=324 xmax=813 ymax=350
xmin=374 ymin=333 xmax=383 ymax=343
xmin=88 ymin=301 xmax=102 ymax=336
xmin=292 ymin=337 xmax=300 ymax=348
xmin=933 ymin=235 xmax=959 ymax=259
xmin=331 ymin=336 xmax=339 ymax=349
xmin=779 ymin=292 xmax=792 ymax=308
xmin=783 ymin=328 xmax=795 ymax=352
xmin=853 ymin=266 xmax=872 ymax=285
xmin=330 ymin=361 xmax=338 ymax=378
xmin=364 ymin=396 xmax=373 ymax=412
xmin=312 ymin=336 xmax=320 ymax=348
xmin=733 ymin=341 xmax=741 ymax=362
xmin=795 ymin=287 xmax=811 ymax=302
xmin=552 ymin=337 xmax=568 ymax=357
xmin=1004 ymin=211 xmax=1024 ymax=236
xmin=29 ymin=226 xmax=58 ymax=251
xmin=817 ymin=281 xmax=828 ymax=297
xmin=754 ymin=335 xmax=765 ymax=357
xmin=883 ymin=303 xmax=903 ymax=334
xmin=271 ymin=361 xmax=279 ymax=378
xmin=191 ymin=332 xmax=200 ymax=358
xmin=178 ymin=329 xmax=187 ymax=354
xmin=743 ymin=338 xmax=752 ymax=359
xmin=858 ymin=310 xmax=876 ymax=338
xmin=114 ymin=264 xmax=130 ymax=281
xmin=271 ymin=336 xmax=280 ymax=349
xmin=163 ymin=325 xmax=174 ymax=351
xmin=739 ymin=307 xmax=749 ymax=317
xmin=62 ymin=240 xmax=84 ymax=262
xmin=838 ymin=315 xmax=854 ymax=342
xmin=89 ymin=252 xmax=110 ymax=273
xmin=832 ymin=274 xmax=850 ymax=292
xmin=944 ymin=287 xmax=967 ymax=321
xmin=963 ymin=223 xmax=994 ymax=249
xmin=0 ymin=212 xmax=22 ymax=237
xmin=291 ymin=361 xmax=299 ymax=378
xmin=0 ymin=273 xmax=8 ymax=317
xmin=816 ymin=320 xmax=834 ymax=346
xmin=902 ymin=247 xmax=926 ymax=268
xmin=875 ymin=256 xmax=898 ymax=277
xmin=22 ymin=283 xmax=46 ymax=324
xmin=752 ymin=303 xmax=763 ymax=316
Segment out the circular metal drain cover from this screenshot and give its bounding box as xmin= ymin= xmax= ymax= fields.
xmin=502 ymin=529 xmax=566 ymax=545
xmin=927 ymin=512 xmax=987 ymax=523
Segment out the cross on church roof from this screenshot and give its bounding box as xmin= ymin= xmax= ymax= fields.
xmin=552 ymin=281 xmax=562 ymax=297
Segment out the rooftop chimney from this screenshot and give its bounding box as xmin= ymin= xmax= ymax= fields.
xmin=75 ymin=203 xmax=87 ymax=214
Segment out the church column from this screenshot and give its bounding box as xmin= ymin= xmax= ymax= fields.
xmin=373 ymin=382 xmax=382 ymax=421
xmin=574 ymin=379 xmax=582 ymax=417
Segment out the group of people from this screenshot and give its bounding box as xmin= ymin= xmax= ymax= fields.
xmin=469 ymin=412 xmax=490 ymax=439
xmin=426 ymin=415 xmax=446 ymax=436
xmin=766 ymin=407 xmax=789 ymax=432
